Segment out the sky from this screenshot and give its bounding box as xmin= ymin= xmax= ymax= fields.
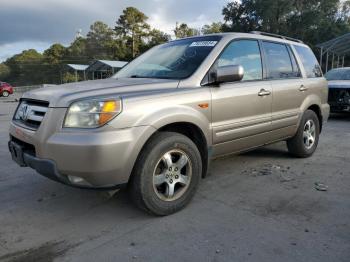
xmin=0 ymin=0 xmax=230 ymax=62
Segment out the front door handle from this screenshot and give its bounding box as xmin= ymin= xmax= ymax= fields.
xmin=299 ymin=85 xmax=308 ymax=92
xmin=258 ymin=89 xmax=271 ymax=96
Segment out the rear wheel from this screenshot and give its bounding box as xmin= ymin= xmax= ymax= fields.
xmin=287 ymin=110 xmax=320 ymax=158
xmin=2 ymin=91 xmax=9 ymax=97
xmin=129 ymin=132 xmax=202 ymax=216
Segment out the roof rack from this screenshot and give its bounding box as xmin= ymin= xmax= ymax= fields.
xmin=250 ymin=31 xmax=304 ymax=43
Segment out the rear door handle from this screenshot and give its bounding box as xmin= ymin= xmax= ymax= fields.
xmin=258 ymin=89 xmax=271 ymax=96
xmin=299 ymin=85 xmax=308 ymax=92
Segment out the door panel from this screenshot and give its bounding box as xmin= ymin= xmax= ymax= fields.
xmin=271 ymin=79 xmax=305 ymax=130
xmin=260 ymin=41 xmax=304 ymax=132
xmin=211 ymin=80 xmax=272 ymax=151
xmin=209 ymin=39 xmax=273 ymax=156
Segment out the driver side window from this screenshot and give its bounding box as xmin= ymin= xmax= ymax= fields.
xmin=217 ymin=40 xmax=263 ymax=81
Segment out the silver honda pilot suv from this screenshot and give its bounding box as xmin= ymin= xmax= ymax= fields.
xmin=9 ymin=32 xmax=329 ymax=215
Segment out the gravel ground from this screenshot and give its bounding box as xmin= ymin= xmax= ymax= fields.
xmin=0 ymin=99 xmax=349 ymax=262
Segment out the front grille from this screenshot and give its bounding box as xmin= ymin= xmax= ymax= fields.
xmin=13 ymin=99 xmax=49 ymax=130
xmin=328 ymin=88 xmax=350 ymax=105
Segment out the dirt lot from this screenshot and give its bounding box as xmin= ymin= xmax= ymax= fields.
xmin=0 ymin=98 xmax=349 ymax=262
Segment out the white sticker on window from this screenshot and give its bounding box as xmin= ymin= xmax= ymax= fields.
xmin=189 ymin=41 xmax=218 ymax=47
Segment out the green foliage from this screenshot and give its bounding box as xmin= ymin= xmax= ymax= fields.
xmin=115 ymin=7 xmax=150 ymax=58
xmin=0 ymin=63 xmax=11 ymax=80
xmin=66 ymin=37 xmax=87 ymax=59
xmin=86 ymin=21 xmax=115 ymax=59
xmin=222 ymin=0 xmax=350 ymax=48
xmin=174 ymin=23 xmax=198 ymax=39
xmin=62 ymin=72 xmax=78 ymax=83
xmin=202 ymin=22 xmax=223 ymax=34
xmin=5 ymin=49 xmax=45 ymax=86
xmin=44 ymin=44 xmax=66 ymax=64
xmin=141 ymin=29 xmax=171 ymax=51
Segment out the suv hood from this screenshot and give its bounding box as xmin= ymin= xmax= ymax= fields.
xmin=328 ymin=80 xmax=350 ymax=89
xmin=22 ymin=78 xmax=180 ymax=107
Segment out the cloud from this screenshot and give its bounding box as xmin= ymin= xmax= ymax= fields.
xmin=0 ymin=41 xmax=50 ymax=61
xmin=0 ymin=0 xmax=230 ymax=61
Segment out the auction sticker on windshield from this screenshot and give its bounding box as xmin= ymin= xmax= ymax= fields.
xmin=190 ymin=41 xmax=218 ymax=47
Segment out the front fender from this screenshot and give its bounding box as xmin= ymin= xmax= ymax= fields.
xmin=109 ymin=90 xmax=213 ymax=145
xmin=138 ymin=105 xmax=212 ymax=146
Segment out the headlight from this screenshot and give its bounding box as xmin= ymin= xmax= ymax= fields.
xmin=63 ymin=98 xmax=122 ymax=128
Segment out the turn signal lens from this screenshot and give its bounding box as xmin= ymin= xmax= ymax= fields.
xmin=99 ymin=101 xmax=121 ymax=126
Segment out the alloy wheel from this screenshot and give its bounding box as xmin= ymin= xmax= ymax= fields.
xmin=303 ymin=119 xmax=316 ymax=149
xmin=152 ymin=149 xmax=192 ymax=201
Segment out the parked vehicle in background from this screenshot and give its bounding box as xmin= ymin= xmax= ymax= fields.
xmin=8 ymin=32 xmax=329 ymax=215
xmin=325 ymin=67 xmax=350 ymax=113
xmin=0 ymin=82 xmax=14 ymax=97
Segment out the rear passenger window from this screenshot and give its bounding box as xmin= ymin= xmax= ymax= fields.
xmin=294 ymin=45 xmax=323 ymax=78
xmin=217 ymin=40 xmax=263 ymax=81
xmin=262 ymin=41 xmax=297 ymax=79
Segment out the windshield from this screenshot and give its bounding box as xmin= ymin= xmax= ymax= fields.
xmin=114 ymin=36 xmax=222 ymax=80
xmin=325 ymin=69 xmax=350 ymax=80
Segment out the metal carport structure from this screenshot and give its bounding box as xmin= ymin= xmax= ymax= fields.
xmin=86 ymin=60 xmax=128 ymax=79
xmin=66 ymin=64 xmax=89 ymax=82
xmin=317 ymin=33 xmax=350 ymax=72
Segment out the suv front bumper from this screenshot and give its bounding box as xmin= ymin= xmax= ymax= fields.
xmin=8 ymin=140 xmax=114 ymax=189
xmin=9 ymin=123 xmax=156 ymax=189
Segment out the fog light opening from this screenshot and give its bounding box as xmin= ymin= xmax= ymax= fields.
xmin=68 ymin=175 xmax=91 ymax=186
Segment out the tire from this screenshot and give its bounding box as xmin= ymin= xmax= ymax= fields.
xmin=2 ymin=91 xmax=9 ymax=97
xmin=287 ymin=110 xmax=320 ymax=158
xmin=129 ymin=132 xmax=202 ymax=216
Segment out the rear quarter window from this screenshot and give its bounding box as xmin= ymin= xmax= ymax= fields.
xmin=294 ymin=45 xmax=323 ymax=78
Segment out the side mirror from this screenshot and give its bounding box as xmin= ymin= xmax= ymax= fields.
xmin=215 ymin=65 xmax=244 ymax=84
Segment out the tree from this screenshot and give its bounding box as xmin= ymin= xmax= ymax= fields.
xmin=66 ymin=37 xmax=87 ymax=58
xmin=115 ymin=7 xmax=150 ymax=58
xmin=62 ymin=72 xmax=78 ymax=83
xmin=285 ymin=0 xmax=350 ymax=45
xmin=5 ymin=49 xmax=44 ymax=85
xmin=86 ymin=21 xmax=115 ymax=59
xmin=0 ymin=63 xmax=11 ymax=80
xmin=202 ymin=22 xmax=223 ymax=34
xmin=222 ymin=1 xmax=260 ymax=32
xmin=41 ymin=44 xmax=67 ymax=84
xmin=43 ymin=44 xmax=66 ymax=64
xmin=222 ymin=0 xmax=350 ymax=48
xmin=142 ymin=29 xmax=170 ymax=50
xmin=174 ymin=23 xmax=198 ymax=39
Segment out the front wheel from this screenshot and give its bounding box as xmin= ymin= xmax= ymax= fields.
xmin=129 ymin=132 xmax=202 ymax=216
xmin=287 ymin=110 xmax=320 ymax=158
xmin=2 ymin=91 xmax=9 ymax=97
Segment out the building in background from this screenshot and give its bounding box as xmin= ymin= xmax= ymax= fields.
xmin=65 ymin=60 xmax=128 ymax=82
xmin=86 ymin=60 xmax=128 ymax=80
xmin=66 ymin=64 xmax=89 ymax=82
